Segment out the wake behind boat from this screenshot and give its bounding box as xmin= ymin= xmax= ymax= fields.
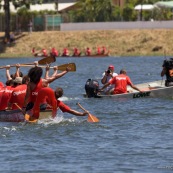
xmin=84 ymin=79 xmax=173 ymax=99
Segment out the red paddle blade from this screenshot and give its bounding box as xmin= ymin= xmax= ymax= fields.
xmin=25 ymin=114 xmax=38 ymax=123
xmin=87 ymin=114 xmax=99 ymax=123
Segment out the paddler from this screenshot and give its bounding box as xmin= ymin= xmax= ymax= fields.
xmin=22 ymin=63 xmax=71 ymax=113
xmin=32 ymin=87 xmax=88 ymax=119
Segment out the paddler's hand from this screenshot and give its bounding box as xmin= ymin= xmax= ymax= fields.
xmin=53 ymin=66 xmax=58 ymax=71
xmin=34 ymin=61 xmax=38 ymax=67
xmin=16 ymin=63 xmax=20 ymax=69
xmin=46 ymin=64 xmax=50 ymax=71
xmin=66 ymin=66 xmax=71 ymax=72
xmin=6 ymin=65 xmax=10 ymax=70
xmin=82 ymin=111 xmax=89 ymax=116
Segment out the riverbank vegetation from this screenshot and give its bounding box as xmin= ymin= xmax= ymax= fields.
xmin=0 ymin=29 xmax=173 ymax=58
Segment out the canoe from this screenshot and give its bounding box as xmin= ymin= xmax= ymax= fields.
xmin=0 ymin=109 xmax=52 ymax=122
xmin=58 ymin=52 xmax=110 ymax=58
xmin=84 ymin=80 xmax=173 ymax=99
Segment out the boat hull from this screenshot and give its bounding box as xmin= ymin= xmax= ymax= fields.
xmin=85 ymin=80 xmax=173 ymax=99
xmin=0 ymin=109 xmax=53 ymax=122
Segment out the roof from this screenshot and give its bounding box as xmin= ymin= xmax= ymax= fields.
xmin=155 ymin=1 xmax=173 ymax=8
xmin=0 ymin=2 xmax=76 ymax=12
xmin=134 ymin=4 xmax=154 ymax=10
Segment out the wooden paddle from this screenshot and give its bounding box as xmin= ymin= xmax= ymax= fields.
xmin=76 ymin=103 xmax=99 ymax=123
xmin=13 ymin=103 xmax=38 ymax=123
xmin=23 ymin=55 xmax=56 ymax=65
xmin=0 ymin=56 xmax=56 ymax=69
xmin=19 ymin=63 xmax=76 ymax=72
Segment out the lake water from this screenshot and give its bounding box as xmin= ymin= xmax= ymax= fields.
xmin=0 ymin=56 xmax=173 ymax=173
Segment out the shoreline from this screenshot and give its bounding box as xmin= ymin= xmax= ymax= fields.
xmin=0 ymin=29 xmax=173 ymax=58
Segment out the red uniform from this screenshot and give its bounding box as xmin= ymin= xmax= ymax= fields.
xmin=109 ymin=74 xmax=132 ymax=94
xmin=102 ymin=46 xmax=106 ymax=54
xmin=51 ymin=48 xmax=58 ymax=56
xmin=86 ymin=48 xmax=91 ymax=56
xmin=0 ymin=86 xmax=14 ymax=110
xmin=29 ymin=79 xmax=43 ymax=103
xmin=9 ymin=84 xmax=27 ymax=110
xmin=0 ymin=82 xmax=4 ymax=89
xmin=73 ymin=48 xmax=80 ymax=56
xmin=62 ymin=48 xmax=69 ymax=56
xmin=32 ymin=87 xmax=70 ymax=119
xmin=97 ymin=47 xmax=101 ymax=55
xmin=42 ymin=49 xmax=47 ymax=57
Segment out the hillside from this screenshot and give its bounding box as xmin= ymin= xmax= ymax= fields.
xmin=0 ymin=29 xmax=173 ymax=58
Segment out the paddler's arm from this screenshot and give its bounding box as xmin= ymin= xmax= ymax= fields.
xmin=5 ymin=65 xmax=12 ymax=80
xmin=44 ymin=65 xmax=50 ymax=79
xmin=68 ymin=109 xmax=88 ymax=116
xmin=23 ymin=83 xmax=31 ymax=108
xmin=130 ymin=83 xmax=143 ymax=92
xmin=161 ymin=67 xmax=166 ymax=77
xmin=15 ymin=63 xmax=20 ymax=77
xmin=43 ymin=66 xmax=70 ymax=84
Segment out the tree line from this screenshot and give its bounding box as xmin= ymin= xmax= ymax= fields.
xmin=0 ymin=0 xmax=173 ymax=40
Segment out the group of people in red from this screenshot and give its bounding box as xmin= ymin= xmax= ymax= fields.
xmin=0 ymin=62 xmax=88 ymax=120
xmin=32 ymin=46 xmax=108 ymax=57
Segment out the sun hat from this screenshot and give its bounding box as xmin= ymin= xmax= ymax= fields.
xmin=108 ymin=65 xmax=114 ymax=71
xmin=13 ymin=77 xmax=22 ymax=84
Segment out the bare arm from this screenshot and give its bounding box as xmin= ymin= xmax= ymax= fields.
xmin=68 ymin=109 xmax=88 ymax=116
xmin=43 ymin=67 xmax=70 ymax=85
xmin=15 ymin=64 xmax=20 ymax=77
xmin=100 ymin=82 xmax=110 ymax=91
xmin=23 ymin=83 xmax=31 ymax=107
xmin=6 ymin=65 xmax=12 ymax=80
xmin=130 ymin=84 xmax=143 ymax=92
xmin=161 ymin=67 xmax=166 ymax=77
xmin=101 ymin=72 xmax=108 ymax=84
xmin=44 ymin=65 xmax=50 ymax=79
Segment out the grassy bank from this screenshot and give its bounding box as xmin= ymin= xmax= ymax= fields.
xmin=0 ymin=29 xmax=173 ymax=58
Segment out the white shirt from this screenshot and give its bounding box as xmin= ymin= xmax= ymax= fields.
xmin=102 ymin=72 xmax=118 ymax=93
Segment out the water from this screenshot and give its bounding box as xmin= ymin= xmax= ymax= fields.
xmin=0 ymin=56 xmax=173 ymax=173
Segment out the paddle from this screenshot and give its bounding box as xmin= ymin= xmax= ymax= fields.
xmin=13 ymin=103 xmax=38 ymax=123
xmin=19 ymin=63 xmax=76 ymax=72
xmin=76 ymin=103 xmax=99 ymax=123
xmin=23 ymin=55 xmax=56 ymax=65
xmin=0 ymin=56 xmax=56 ymax=69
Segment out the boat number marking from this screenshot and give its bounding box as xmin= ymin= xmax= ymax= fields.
xmin=133 ymin=92 xmax=151 ymax=98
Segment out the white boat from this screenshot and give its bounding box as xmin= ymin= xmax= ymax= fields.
xmin=0 ymin=109 xmax=52 ymax=122
xmin=85 ymin=80 xmax=173 ymax=99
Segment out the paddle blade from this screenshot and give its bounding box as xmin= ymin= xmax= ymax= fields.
xmin=38 ymin=56 xmax=56 ymax=65
xmin=87 ymin=113 xmax=99 ymax=123
xmin=25 ymin=114 xmax=38 ymax=123
xmin=58 ymin=63 xmax=76 ymax=72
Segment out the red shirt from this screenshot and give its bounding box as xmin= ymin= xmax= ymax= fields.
xmin=57 ymin=100 xmax=70 ymax=112
xmin=42 ymin=49 xmax=47 ymax=56
xmin=0 ymin=82 xmax=4 ymax=89
xmin=32 ymin=87 xmax=70 ymax=119
xmin=0 ymin=86 xmax=14 ymax=110
xmin=9 ymin=84 xmax=27 ymax=110
xmin=97 ymin=47 xmax=101 ymax=55
xmin=29 ymin=79 xmax=43 ymax=103
xmin=109 ymin=74 xmax=132 ymax=94
xmin=86 ymin=48 xmax=91 ymax=56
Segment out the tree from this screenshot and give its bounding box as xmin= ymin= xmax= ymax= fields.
xmin=0 ymin=0 xmax=42 ymax=41
xmin=70 ymin=0 xmax=116 ymax=22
